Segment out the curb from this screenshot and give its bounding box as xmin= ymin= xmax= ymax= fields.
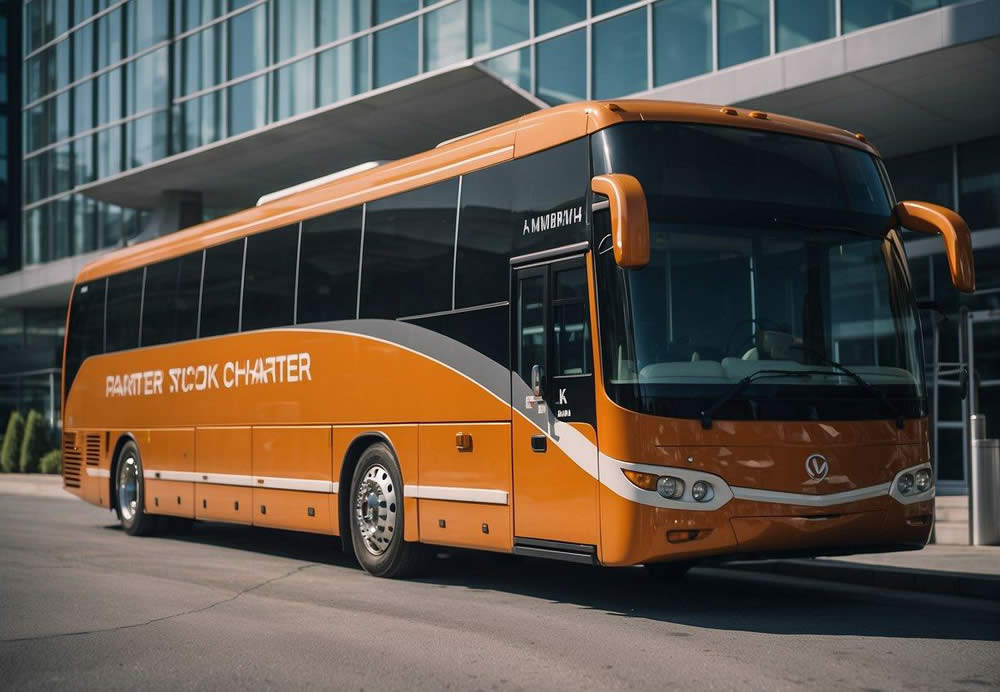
xmin=726 ymin=559 xmax=1000 ymax=601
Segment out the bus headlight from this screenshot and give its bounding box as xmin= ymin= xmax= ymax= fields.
xmin=896 ymin=472 xmax=915 ymax=495
xmin=914 ymin=468 xmax=932 ymax=492
xmin=691 ymin=481 xmax=714 ymax=503
xmin=656 ymin=476 xmax=684 ymax=499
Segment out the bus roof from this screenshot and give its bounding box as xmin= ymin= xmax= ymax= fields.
xmin=76 ymin=99 xmax=877 ymax=284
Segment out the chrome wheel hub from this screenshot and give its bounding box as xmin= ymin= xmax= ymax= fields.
xmin=354 ymin=464 xmax=397 ymax=556
xmin=118 ymin=455 xmax=139 ymax=523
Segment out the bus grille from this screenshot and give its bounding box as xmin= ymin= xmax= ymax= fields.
xmin=62 ymin=432 xmax=82 ymax=489
xmin=85 ymin=434 xmax=101 ymax=466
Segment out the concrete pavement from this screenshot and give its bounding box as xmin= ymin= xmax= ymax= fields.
xmin=1 ymin=486 xmax=999 ymax=690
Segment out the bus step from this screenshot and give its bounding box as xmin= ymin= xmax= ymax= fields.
xmin=513 ymin=537 xmax=597 ymax=565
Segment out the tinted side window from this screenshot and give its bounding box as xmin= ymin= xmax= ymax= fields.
xmin=409 ymin=304 xmax=509 ymax=368
xmin=200 ymin=239 xmax=245 ymax=337
xmin=105 ymin=268 xmax=144 ymax=352
xmin=297 ymin=207 xmax=363 ymax=324
xmin=64 ymin=279 xmax=106 ymax=396
xmin=510 ymin=137 xmax=590 ymax=255
xmin=360 ymin=179 xmax=459 ymax=319
xmin=242 ymin=225 xmax=298 ymax=331
xmin=141 ymin=252 xmax=202 ymax=347
xmin=456 ymin=163 xmax=513 ymax=308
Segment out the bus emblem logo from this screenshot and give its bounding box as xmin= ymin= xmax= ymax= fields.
xmin=805 ymin=454 xmax=829 ymax=482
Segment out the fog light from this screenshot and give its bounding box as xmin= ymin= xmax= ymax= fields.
xmin=691 ymin=480 xmax=714 ymax=502
xmin=656 ymin=476 xmax=684 ymax=499
xmin=622 ymin=470 xmax=658 ymax=491
xmin=896 ymin=472 xmax=915 ymax=495
xmin=914 ymin=468 xmax=932 ymax=492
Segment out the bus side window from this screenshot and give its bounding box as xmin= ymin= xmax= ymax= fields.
xmin=360 ymin=178 xmax=459 ymax=319
xmin=455 ymin=163 xmax=513 ymax=309
xmin=64 ymin=279 xmax=106 ymax=396
xmin=200 ymin=239 xmax=245 ymax=337
xmin=105 ymin=268 xmax=144 ymax=352
xmin=242 ymin=224 xmax=299 ymax=331
xmin=141 ymin=252 xmax=201 ymax=347
xmin=297 ymin=207 xmax=363 ymax=324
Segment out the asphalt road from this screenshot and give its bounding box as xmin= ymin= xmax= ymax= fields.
xmin=1 ymin=493 xmax=998 ymax=691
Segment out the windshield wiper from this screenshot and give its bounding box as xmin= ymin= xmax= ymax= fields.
xmin=773 ymin=217 xmax=875 ymax=237
xmin=790 ymin=345 xmax=906 ymax=430
xmin=699 ymin=369 xmax=839 ymax=430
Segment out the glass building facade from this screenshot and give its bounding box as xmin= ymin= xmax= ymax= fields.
xmin=17 ymin=0 xmax=972 ymax=269
xmin=5 ymin=0 xmax=999 ymax=496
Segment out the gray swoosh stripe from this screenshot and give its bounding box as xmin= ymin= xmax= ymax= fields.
xmin=295 ymin=318 xmax=512 ymax=405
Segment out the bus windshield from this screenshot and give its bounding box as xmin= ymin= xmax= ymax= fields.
xmin=592 ymin=122 xmax=925 ymax=423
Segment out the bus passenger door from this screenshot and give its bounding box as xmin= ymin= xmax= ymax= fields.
xmin=511 ymin=257 xmax=600 ymax=549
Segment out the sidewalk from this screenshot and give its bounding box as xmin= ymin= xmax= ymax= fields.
xmin=0 ymin=473 xmax=75 ymax=500
xmin=727 ymin=544 xmax=1000 ymax=601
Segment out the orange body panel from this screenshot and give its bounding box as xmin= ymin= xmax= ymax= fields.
xmin=418 ymin=500 xmax=511 ymax=552
xmin=253 ymin=488 xmax=334 ymax=535
xmin=141 ymin=428 xmax=195 ymax=472
xmin=196 ymin=484 xmax=253 ymax=524
xmin=252 ymin=426 xmax=332 ymax=480
xmin=145 ymin=479 xmax=195 ymax=518
xmin=196 ymin=426 xmax=251 ymax=476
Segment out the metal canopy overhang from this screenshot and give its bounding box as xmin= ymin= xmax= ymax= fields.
xmin=78 ymin=64 xmax=545 ymax=210
xmin=634 ymin=0 xmax=1000 ymax=159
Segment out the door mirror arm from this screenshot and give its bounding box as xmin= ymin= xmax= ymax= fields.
xmin=591 ymin=174 xmax=650 ymax=269
xmin=895 ymin=201 xmax=975 ymax=293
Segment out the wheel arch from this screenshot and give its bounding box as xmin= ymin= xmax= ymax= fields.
xmin=337 ymin=431 xmax=400 ymax=553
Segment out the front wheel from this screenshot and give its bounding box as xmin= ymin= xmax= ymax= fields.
xmin=349 ymin=443 xmax=426 ymax=578
xmin=115 ymin=440 xmax=158 ymax=536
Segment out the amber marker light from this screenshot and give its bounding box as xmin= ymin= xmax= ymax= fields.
xmin=622 ymin=470 xmax=659 ymax=491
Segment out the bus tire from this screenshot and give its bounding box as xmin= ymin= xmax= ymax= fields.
xmin=115 ymin=440 xmax=158 ymax=536
xmin=349 ymin=443 xmax=425 ymax=578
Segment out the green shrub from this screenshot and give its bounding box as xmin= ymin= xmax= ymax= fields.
xmin=40 ymin=449 xmax=62 ymax=475
xmin=0 ymin=411 xmax=25 ymax=473
xmin=19 ymin=410 xmax=49 ymax=474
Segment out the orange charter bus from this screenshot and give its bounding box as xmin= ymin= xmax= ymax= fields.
xmin=61 ymin=100 xmax=976 ymax=578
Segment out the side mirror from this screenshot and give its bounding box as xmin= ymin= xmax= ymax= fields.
xmin=591 ymin=174 xmax=650 ymax=269
xmin=531 ymin=364 xmax=544 ymax=398
xmin=895 ymin=201 xmax=975 ymax=293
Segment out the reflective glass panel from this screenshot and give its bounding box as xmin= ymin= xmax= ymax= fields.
xmin=776 ymin=0 xmax=834 ymax=52
xmin=536 ymin=0 xmax=585 ymax=34
xmin=274 ymin=0 xmax=316 ymax=62
xmin=181 ymin=91 xmax=223 ymax=149
xmin=318 ymin=0 xmax=372 ymax=42
xmin=105 ymin=268 xmax=143 ymax=352
xmin=318 ymin=36 xmax=370 ymax=104
xmin=126 ymin=111 xmax=168 ymax=168
xmin=229 ymin=4 xmax=267 ymax=79
xmin=425 ymin=1 xmax=466 ymax=72
xmin=72 ymin=21 xmax=93 ymax=81
xmin=229 ymin=75 xmax=267 ymax=135
xmin=141 ymin=253 xmax=202 ymax=346
xmin=593 ymin=0 xmax=633 ymax=13
xmin=536 ymin=29 xmax=585 ymax=105
xmin=480 ymin=48 xmax=530 ymax=91
xmin=275 ymin=56 xmax=316 ymax=121
xmin=842 ymin=0 xmax=938 ymax=33
xmin=718 ymin=0 xmax=769 ymax=69
xmin=374 ymin=19 xmax=417 ymax=88
xmin=593 ymin=9 xmax=647 ymax=99
xmin=126 ymin=0 xmax=169 ymax=55
xmin=243 ymin=225 xmax=299 ymax=331
xmin=375 ymin=0 xmax=417 ymax=23
xmin=96 ymin=7 xmax=123 ymax=69
xmin=470 ymin=0 xmax=529 ymax=57
xmin=96 ymin=68 xmax=122 ymax=125
xmin=297 ymin=207 xmax=363 ymax=324
xmin=959 ymin=136 xmax=1000 ymax=230
xmin=884 ymin=146 xmax=953 ymax=210
xmin=127 ymin=47 xmax=168 ymax=115
xmin=200 ymin=239 xmax=244 ymax=337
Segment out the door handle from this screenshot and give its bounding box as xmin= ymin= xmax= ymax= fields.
xmin=531 ymin=435 xmax=547 ymax=453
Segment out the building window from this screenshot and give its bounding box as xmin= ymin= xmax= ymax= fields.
xmin=536 ymin=0 xmax=585 ymax=35
xmin=776 ymin=0 xmax=834 ymax=52
xmin=536 ymin=28 xmax=585 ymax=105
xmin=884 ymin=146 xmax=954 ymax=210
xmin=229 ymin=75 xmax=266 ymax=136
xmin=593 ymin=9 xmax=647 ymax=99
xmin=318 ymin=0 xmax=372 ymax=43
xmin=959 ymin=136 xmax=1000 ymax=231
xmin=593 ymin=0 xmax=633 ymax=14
xmin=228 ymin=4 xmax=267 ymax=80
xmin=842 ymin=0 xmax=940 ymax=34
xmin=374 ymin=18 xmax=417 ymax=88
xmin=375 ymin=0 xmax=417 ymax=24
xmin=424 ymin=1 xmax=467 ymax=72
xmin=317 ymin=36 xmax=370 ymax=105
xmin=654 ymin=0 xmax=713 ymax=86
xmin=274 ymin=56 xmax=316 ymax=121
xmin=274 ymin=0 xmax=316 ymax=63
xmin=718 ymin=0 xmax=770 ymax=69
xmin=480 ymin=47 xmax=530 ymax=91
xmin=470 ymin=0 xmax=529 ymax=57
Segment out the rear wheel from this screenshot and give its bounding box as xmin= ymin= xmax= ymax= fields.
xmin=115 ymin=440 xmax=158 ymax=536
xmin=349 ymin=443 xmax=425 ymax=578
